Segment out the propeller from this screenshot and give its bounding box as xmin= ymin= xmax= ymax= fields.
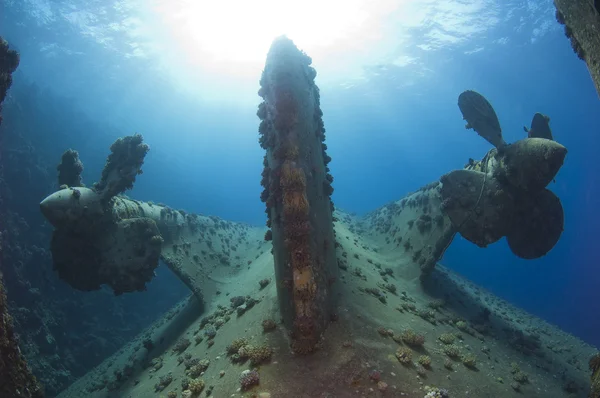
xmin=41 ymin=134 xmax=162 ymax=295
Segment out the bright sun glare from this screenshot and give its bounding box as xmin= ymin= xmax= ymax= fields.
xmin=153 ymin=0 xmax=399 ymax=85
xmin=172 ymin=0 xmax=369 ymax=63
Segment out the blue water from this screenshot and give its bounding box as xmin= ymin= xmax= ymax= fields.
xmin=2 ymin=0 xmax=599 ymax=355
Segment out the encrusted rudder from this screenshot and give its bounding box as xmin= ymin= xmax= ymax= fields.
xmin=258 ymin=36 xmax=338 ymax=354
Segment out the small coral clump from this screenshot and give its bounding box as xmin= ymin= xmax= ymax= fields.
xmin=227 ymin=338 xmax=249 ymax=355
xmin=188 ymin=378 xmax=205 ymax=395
xmin=416 ymin=366 xmax=427 ymax=377
xmin=443 ymin=359 xmax=453 ymax=370
xmin=423 ymin=385 xmax=450 ymax=398
xmin=378 ymin=326 xmax=391 ymax=337
xmin=428 ymin=299 xmax=445 ymax=310
xmin=154 ymin=373 xmax=173 ymax=392
xmin=259 ymin=278 xmax=270 ymax=289
xmin=230 ymin=296 xmax=246 ymax=308
xmin=400 ymin=329 xmax=425 ymax=347
xmin=455 ymin=320 xmax=468 ymax=331
xmin=438 ymin=333 xmax=456 ymax=345
xmin=214 ymin=317 xmax=226 ymax=328
xmin=172 ymin=338 xmax=191 ymax=354
xmin=262 ymin=319 xmax=277 ymax=332
xmin=240 ymin=369 xmax=260 ymax=391
xmin=248 ymin=344 xmax=273 ymax=366
xmin=513 ymin=371 xmax=528 ymax=383
xmin=369 ymin=369 xmax=381 ymax=381
xmin=187 ymin=359 xmax=209 ymax=378
xmin=443 ymin=344 xmax=461 ymax=359
xmin=510 ymin=363 xmax=528 ymax=383
xmin=384 ymin=283 xmax=397 ymax=294
xmin=418 ymin=355 xmax=432 ymax=368
xmin=204 ymin=326 xmax=217 ymax=339
xmin=418 ymin=309 xmax=436 ymax=322
xmin=149 ymin=357 xmax=163 ymax=372
xmin=227 ymin=339 xmax=272 ymax=366
xmin=167 ymin=391 xmax=177 ymax=398
xmin=462 ymin=354 xmax=477 ymax=369
xmin=183 ymin=357 xmax=199 ymax=369
xmin=395 ymin=347 xmax=413 ymax=364
xmin=377 ymin=381 xmax=388 ymax=392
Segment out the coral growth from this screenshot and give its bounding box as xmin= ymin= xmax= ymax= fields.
xmin=395 ymin=347 xmax=413 ymax=364
xmin=438 ymin=333 xmax=456 ymax=345
xmin=418 ymin=355 xmax=432 ymax=368
xmin=0 ymin=37 xmax=20 ymax=124
xmin=227 ymin=338 xmax=249 ymax=355
xmin=154 ymin=373 xmax=173 ymax=392
xmin=0 ymin=36 xmax=44 ymax=398
xmin=259 ymin=278 xmax=270 ymax=289
xmin=239 ymin=369 xmax=260 ymax=391
xmin=57 ymin=149 xmax=84 ymax=187
xmin=186 ymin=360 xmax=209 ymax=378
xmin=93 ymin=133 xmax=149 ymax=199
xmin=400 ymin=329 xmax=426 ymax=347
xmin=227 ymin=338 xmax=273 ymax=366
xmin=443 ymin=344 xmax=461 ymax=359
xmin=423 ymin=386 xmax=450 ymax=398
xmin=172 ymin=337 xmax=191 ymax=354
xmin=590 ymin=353 xmax=600 ymax=397
xmin=188 ymin=378 xmax=205 ymax=395
xmin=462 ymin=354 xmax=477 ymax=369
xmin=262 ymin=318 xmax=277 ymax=332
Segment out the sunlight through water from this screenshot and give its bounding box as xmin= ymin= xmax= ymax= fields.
xmin=149 ymin=0 xmax=403 ymax=88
